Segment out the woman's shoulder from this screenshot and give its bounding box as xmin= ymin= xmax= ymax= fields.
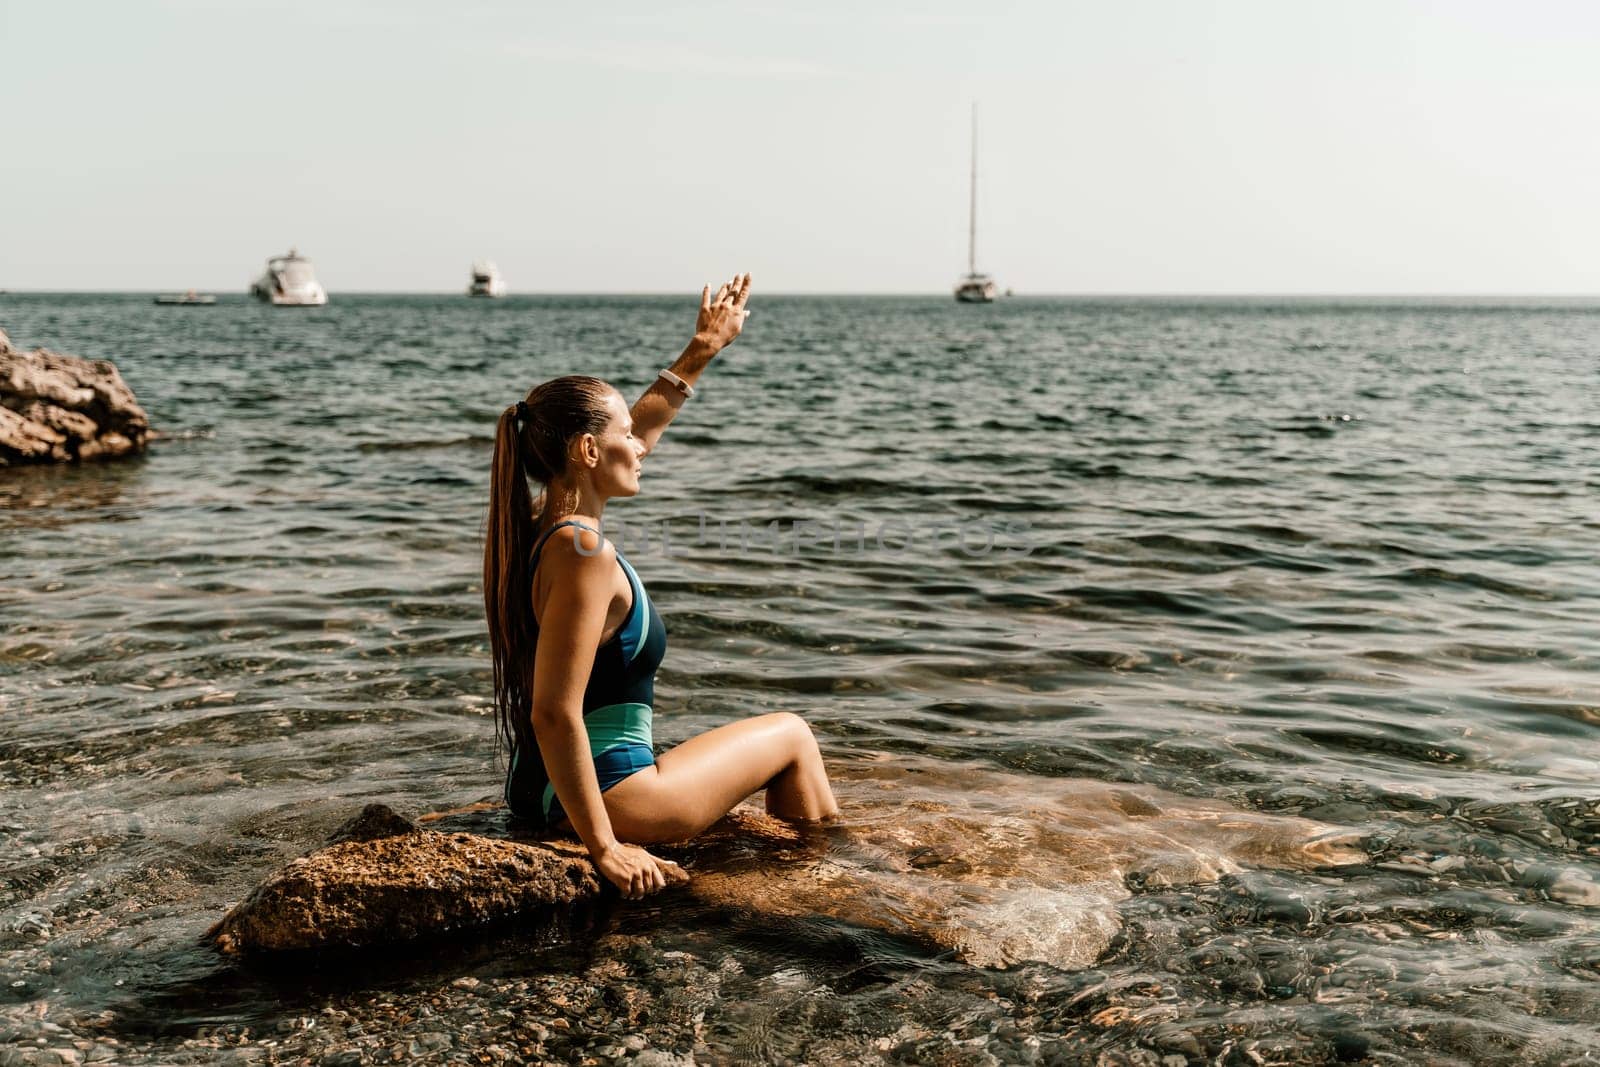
xmin=529 ymin=523 xmax=617 ymax=626
xmin=538 ymin=522 xmax=616 ymax=573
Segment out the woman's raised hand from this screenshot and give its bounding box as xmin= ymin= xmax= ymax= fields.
xmin=592 ymin=840 xmax=690 ymax=900
xmin=695 ymin=273 xmax=752 ymax=353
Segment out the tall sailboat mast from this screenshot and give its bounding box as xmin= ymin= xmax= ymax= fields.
xmin=968 ymin=103 xmax=978 ymax=277
xmin=953 ymin=100 xmax=998 ymax=303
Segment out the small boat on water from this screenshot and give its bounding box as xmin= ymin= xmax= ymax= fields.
xmin=154 ymin=289 xmax=216 ymax=306
xmin=954 ymin=105 xmax=998 ymax=304
xmin=468 ymin=260 xmax=506 ymax=298
xmin=251 ymin=248 xmax=328 ymax=306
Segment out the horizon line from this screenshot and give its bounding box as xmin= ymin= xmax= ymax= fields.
xmin=3 ymin=288 xmax=1600 ymax=300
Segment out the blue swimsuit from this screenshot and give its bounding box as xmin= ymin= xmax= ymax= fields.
xmin=504 ymin=520 xmax=667 ymax=828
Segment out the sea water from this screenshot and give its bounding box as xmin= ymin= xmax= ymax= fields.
xmin=2 ymin=293 xmax=1597 ymax=1063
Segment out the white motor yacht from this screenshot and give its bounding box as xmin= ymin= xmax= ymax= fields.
xmin=251 ymin=248 xmax=328 ymax=306
xmin=954 ymin=105 xmax=998 ymax=304
xmin=468 ymin=260 xmax=507 ymax=298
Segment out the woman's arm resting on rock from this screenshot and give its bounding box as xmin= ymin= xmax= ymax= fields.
xmin=631 ymin=273 xmax=752 ymax=457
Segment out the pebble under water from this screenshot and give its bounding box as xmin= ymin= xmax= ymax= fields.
xmin=2 ymin=293 xmax=1598 ymax=1065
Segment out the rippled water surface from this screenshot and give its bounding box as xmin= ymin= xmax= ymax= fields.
xmin=3 ymin=293 xmax=1598 ymax=1064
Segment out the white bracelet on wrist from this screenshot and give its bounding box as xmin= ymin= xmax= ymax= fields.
xmin=658 ymin=368 xmax=695 ymax=399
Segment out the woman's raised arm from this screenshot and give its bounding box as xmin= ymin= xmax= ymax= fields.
xmin=631 ymin=273 xmax=752 ymax=457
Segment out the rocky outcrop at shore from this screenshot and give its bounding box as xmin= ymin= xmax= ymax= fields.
xmin=0 ymin=328 xmax=150 ymax=465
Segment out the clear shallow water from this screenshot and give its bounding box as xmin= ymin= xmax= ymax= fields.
xmin=2 ymin=293 xmax=1598 ymax=1064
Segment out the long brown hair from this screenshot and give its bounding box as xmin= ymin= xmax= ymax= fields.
xmin=484 ymin=375 xmax=615 ymax=756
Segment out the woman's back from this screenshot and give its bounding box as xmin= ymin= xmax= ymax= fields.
xmin=505 ymin=519 xmax=666 ymax=825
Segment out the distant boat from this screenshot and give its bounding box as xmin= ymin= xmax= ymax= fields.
xmin=154 ymin=289 xmax=216 ymax=306
xmin=468 ymin=260 xmax=507 ymax=298
xmin=954 ymin=104 xmax=998 ymax=304
xmin=251 ymin=248 xmax=328 ymax=306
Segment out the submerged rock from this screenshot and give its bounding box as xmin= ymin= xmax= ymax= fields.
xmin=682 ymin=761 xmax=1367 ymax=969
xmin=207 ymin=767 xmax=1366 ymax=970
xmin=0 ymin=328 xmax=150 ymax=465
xmin=1548 ymin=867 xmax=1600 ymax=907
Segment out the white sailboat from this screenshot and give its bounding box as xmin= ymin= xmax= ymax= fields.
xmin=954 ymin=104 xmax=998 ymax=304
xmin=250 ymin=248 xmax=328 ymax=306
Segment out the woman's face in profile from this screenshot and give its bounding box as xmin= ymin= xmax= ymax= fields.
xmin=589 ymin=389 xmax=645 ymax=498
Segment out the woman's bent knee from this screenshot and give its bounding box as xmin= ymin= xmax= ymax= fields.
xmin=745 ymin=712 xmax=815 ymax=757
xmin=770 ymin=711 xmax=800 ymax=734
xmin=785 ymin=712 xmax=825 ymax=756
xmin=772 ymin=711 xmax=816 ymax=742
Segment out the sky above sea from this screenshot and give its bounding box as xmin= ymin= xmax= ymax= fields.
xmin=2 ymin=0 xmax=1598 ymax=294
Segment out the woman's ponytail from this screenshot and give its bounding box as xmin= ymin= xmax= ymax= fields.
xmin=483 ymin=375 xmax=616 ymax=760
xmin=485 ymin=405 xmax=538 ymax=757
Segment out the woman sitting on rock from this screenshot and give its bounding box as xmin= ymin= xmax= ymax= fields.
xmin=483 ymin=274 xmax=838 ymax=900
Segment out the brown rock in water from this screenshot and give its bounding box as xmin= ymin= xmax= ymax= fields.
xmin=327 ymin=802 xmax=424 ymax=845
xmin=0 ymin=328 xmax=151 ymax=465
xmin=205 ymin=804 xmax=804 ymax=955
xmin=206 ymin=807 xmax=599 ymax=954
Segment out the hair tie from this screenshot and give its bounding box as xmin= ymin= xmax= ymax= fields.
xmin=514 ymin=400 xmax=529 ymax=422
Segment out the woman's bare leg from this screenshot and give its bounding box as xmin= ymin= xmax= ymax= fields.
xmin=601 ymin=712 xmax=838 ymax=844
